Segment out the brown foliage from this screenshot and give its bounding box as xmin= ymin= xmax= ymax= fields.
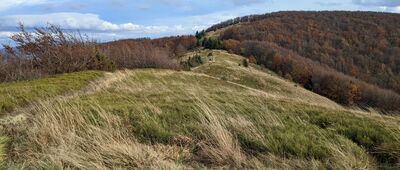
xmin=0 ymin=25 xmax=197 ymax=82
xmin=216 ymin=11 xmax=400 ymax=95
xmin=99 ymin=40 xmax=177 ymax=69
xmin=235 ymin=40 xmax=400 ymax=113
xmin=212 ymin=11 xmax=400 ymax=113
xmin=223 ymin=39 xmax=240 ymax=54
xmin=99 ymin=36 xmax=196 ymax=70
xmin=248 ymin=56 xmax=257 ymax=64
xmin=1 ymin=24 xmax=115 ymax=81
xmin=152 ymin=36 xmax=197 ymax=57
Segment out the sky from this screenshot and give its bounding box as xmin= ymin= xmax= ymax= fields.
xmin=0 ymin=0 xmax=399 ymax=43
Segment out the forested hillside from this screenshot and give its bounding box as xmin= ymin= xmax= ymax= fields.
xmin=203 ymin=11 xmax=400 ymax=113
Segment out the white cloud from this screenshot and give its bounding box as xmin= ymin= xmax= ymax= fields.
xmin=0 ymin=0 xmax=49 ymax=11
xmin=0 ymin=12 xmax=193 ymax=42
xmin=353 ymin=0 xmax=400 ymax=7
xmin=119 ymin=23 xmax=140 ymax=31
xmin=158 ymin=2 xmax=270 ymax=33
xmin=0 ymin=12 xmax=185 ymax=33
xmin=153 ymin=0 xmax=267 ymax=7
xmin=0 ymin=31 xmax=17 ymax=44
xmin=0 ymin=13 xmax=120 ymax=31
xmin=377 ymin=5 xmax=400 ymax=13
xmin=350 ymin=0 xmax=400 ymax=13
xmin=192 ymin=25 xmax=208 ymax=31
xmin=383 ymin=5 xmax=400 ymax=12
xmin=395 ymin=6 xmax=400 ymax=12
xmin=0 ymin=31 xmax=15 ymax=37
xmin=230 ymin=0 xmax=266 ymax=6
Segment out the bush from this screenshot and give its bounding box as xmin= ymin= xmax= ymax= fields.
xmin=93 ymin=53 xmax=115 ymax=71
xmin=242 ymin=59 xmax=249 ymax=67
xmin=100 ymin=41 xmax=180 ymax=70
xmin=223 ymin=39 xmax=241 ymax=53
xmin=180 ymin=55 xmax=204 ymax=70
xmin=1 ymin=24 xmax=114 ymax=81
xmin=248 ymin=56 xmax=257 ymax=64
xmin=202 ymin=38 xmax=224 ymax=49
xmin=0 ymin=24 xmax=192 ymax=82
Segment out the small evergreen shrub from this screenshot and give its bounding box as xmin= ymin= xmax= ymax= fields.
xmin=180 ymin=55 xmax=204 ymax=70
xmin=243 ymin=59 xmax=249 ymax=67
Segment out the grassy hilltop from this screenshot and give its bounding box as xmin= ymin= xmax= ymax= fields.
xmin=0 ymin=50 xmax=399 ymax=169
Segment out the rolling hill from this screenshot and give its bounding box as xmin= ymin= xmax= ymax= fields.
xmin=202 ymin=11 xmax=400 ymax=113
xmin=0 ymin=50 xmax=399 ymax=169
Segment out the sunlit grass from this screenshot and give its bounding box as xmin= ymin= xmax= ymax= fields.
xmin=0 ymin=71 xmax=103 ymax=114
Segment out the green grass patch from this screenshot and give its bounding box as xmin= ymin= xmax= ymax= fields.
xmin=238 ymin=134 xmax=269 ymax=154
xmin=0 ymin=136 xmax=9 ymax=165
xmin=0 ymin=71 xmax=103 ymax=114
xmin=293 ymin=105 xmax=400 ymax=168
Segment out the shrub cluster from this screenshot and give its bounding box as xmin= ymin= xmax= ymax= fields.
xmin=1 ymin=24 xmax=115 ymax=82
xmin=0 ymin=24 xmax=197 ymax=82
xmin=180 ymin=55 xmax=204 ymax=70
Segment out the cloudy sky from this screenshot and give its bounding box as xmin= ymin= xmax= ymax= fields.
xmin=0 ymin=0 xmax=399 ymax=43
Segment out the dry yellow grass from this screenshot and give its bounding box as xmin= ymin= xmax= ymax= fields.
xmin=190 ymin=50 xmax=344 ymax=110
xmin=6 ymin=98 xmax=189 ymax=169
xmin=194 ymin=100 xmax=245 ymax=167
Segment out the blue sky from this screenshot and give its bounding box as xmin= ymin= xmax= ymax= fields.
xmin=0 ymin=0 xmax=399 ymax=43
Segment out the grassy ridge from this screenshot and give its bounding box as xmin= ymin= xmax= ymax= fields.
xmin=1 ymin=50 xmax=399 ymax=169
xmin=0 ymin=71 xmax=103 ymax=114
xmin=0 ymin=71 xmax=103 ymax=167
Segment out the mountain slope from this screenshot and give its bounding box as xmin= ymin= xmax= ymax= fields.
xmin=204 ymin=11 xmax=400 ymax=112
xmin=209 ymin=12 xmax=400 ymax=89
xmin=1 ymin=50 xmax=399 ymax=169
